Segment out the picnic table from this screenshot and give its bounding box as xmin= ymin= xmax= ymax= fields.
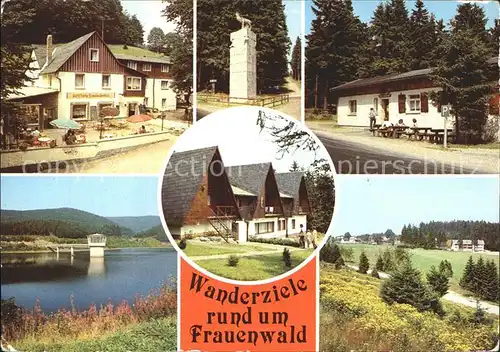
xmin=429 ymin=129 xmax=455 ymax=143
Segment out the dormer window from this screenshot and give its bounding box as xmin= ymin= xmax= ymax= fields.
xmin=89 ymin=49 xmax=99 ymax=62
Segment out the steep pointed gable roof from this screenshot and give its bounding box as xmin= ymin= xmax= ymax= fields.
xmin=274 ymin=172 xmax=305 ymax=199
xmin=161 ymin=146 xmax=219 ymax=225
xmin=41 ymin=32 xmax=95 ymax=74
xmin=225 ymin=163 xmax=272 ymax=196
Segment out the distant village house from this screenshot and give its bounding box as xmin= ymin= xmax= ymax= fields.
xmin=450 ymin=239 xmax=485 ymax=252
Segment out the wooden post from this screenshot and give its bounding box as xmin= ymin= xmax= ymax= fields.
xmin=70 ymin=246 xmax=74 ymax=257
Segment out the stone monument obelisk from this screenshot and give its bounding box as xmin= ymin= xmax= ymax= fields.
xmin=230 ymin=13 xmax=257 ymax=102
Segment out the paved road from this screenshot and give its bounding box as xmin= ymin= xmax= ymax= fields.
xmin=317 ymin=132 xmax=479 ymax=174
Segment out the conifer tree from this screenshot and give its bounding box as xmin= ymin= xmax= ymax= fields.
xmin=483 ymin=260 xmax=499 ymax=302
xmin=426 ymin=265 xmax=449 ymax=297
xmin=472 ymin=256 xmax=487 ymax=297
xmin=305 ymin=0 xmax=364 ymax=108
xmin=431 ymin=3 xmax=495 ymax=144
xmin=358 ymin=251 xmax=369 ymax=274
xmin=439 ymin=260 xmax=453 ymax=279
xmin=408 ymin=0 xmax=436 ymax=70
xmin=291 ymin=37 xmax=301 ymax=81
xmin=460 ymin=256 xmax=475 ymax=290
xmin=381 ymin=265 xmax=442 ymax=314
xmin=375 ymin=255 xmax=384 ymax=272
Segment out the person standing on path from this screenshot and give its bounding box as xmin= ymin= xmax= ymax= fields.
xmin=369 ymin=108 xmax=377 ymax=129
xmin=312 ymin=229 xmax=318 ymax=249
xmin=299 ymin=224 xmax=305 ymax=248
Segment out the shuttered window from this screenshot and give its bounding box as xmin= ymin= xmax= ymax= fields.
xmin=420 ymin=93 xmax=429 ymax=113
xmin=398 ymin=94 xmax=406 ymax=113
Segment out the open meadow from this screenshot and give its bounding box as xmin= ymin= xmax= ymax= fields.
xmin=339 ymin=243 xmax=499 ymax=293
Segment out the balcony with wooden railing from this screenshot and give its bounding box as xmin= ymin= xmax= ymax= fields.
xmin=209 ymin=205 xmax=239 ymax=218
xmin=265 ymin=206 xmax=282 ymax=216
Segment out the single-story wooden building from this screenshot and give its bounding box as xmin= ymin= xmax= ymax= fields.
xmin=161 ymin=146 xmax=310 ymax=242
xmin=331 ymin=57 xmax=499 ymax=134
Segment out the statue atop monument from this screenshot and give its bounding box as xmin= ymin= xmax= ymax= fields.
xmin=235 ymin=12 xmax=252 ymax=30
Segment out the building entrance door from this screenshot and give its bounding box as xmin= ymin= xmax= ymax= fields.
xmin=381 ymin=99 xmax=390 ymax=120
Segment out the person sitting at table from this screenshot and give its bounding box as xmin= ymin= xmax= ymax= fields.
xmin=411 ymin=118 xmax=418 ymax=127
xmin=381 ymin=119 xmax=393 ymax=128
xmin=396 ymin=119 xmax=406 ymax=127
xmin=138 ymin=125 xmax=147 ymax=134
xmin=31 ymin=127 xmax=41 ymax=138
xmin=64 ymin=129 xmax=76 ymax=145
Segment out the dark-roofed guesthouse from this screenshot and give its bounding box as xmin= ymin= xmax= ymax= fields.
xmin=331 ymin=58 xmax=499 ymax=132
xmin=161 ymin=146 xmax=310 ymax=243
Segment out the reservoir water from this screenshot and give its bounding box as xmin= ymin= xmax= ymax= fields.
xmin=1 ymin=248 xmax=177 ymax=313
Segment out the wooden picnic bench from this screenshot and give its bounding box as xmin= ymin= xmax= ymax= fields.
xmin=369 ymin=124 xmax=381 ymax=136
xmin=429 ymin=129 xmax=455 ymax=144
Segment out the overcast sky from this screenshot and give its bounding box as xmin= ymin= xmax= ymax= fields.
xmin=173 ymin=107 xmax=331 ymax=173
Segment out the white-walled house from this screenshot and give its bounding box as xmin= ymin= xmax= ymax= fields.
xmin=7 ymin=31 xmax=179 ymax=128
xmin=161 ymin=146 xmax=311 ymax=243
xmin=331 ymin=58 xmax=499 ymax=138
xmin=450 ymin=239 xmax=485 ymax=252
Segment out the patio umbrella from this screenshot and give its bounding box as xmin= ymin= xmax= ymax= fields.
xmin=49 ymin=118 xmax=82 ymax=129
xmin=127 ymin=114 xmax=152 ymax=123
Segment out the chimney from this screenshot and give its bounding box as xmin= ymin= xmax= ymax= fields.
xmin=46 ymin=34 xmax=53 ymax=64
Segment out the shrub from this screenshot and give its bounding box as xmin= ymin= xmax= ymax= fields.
xmin=283 ymin=248 xmax=292 ymax=268
xmin=248 ymin=236 xmax=300 ymax=247
xmin=371 ymin=268 xmax=380 ymax=279
xmin=438 ymin=260 xmax=453 ymax=279
xmin=178 ymin=239 xmax=187 ymax=250
xmin=375 ymin=255 xmax=384 ymax=271
xmin=358 ymin=251 xmax=369 ymax=274
xmin=339 ymin=246 xmax=354 ymax=262
xmin=227 ymin=255 xmax=239 ymax=267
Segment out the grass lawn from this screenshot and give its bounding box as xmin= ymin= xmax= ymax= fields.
xmin=182 ymin=241 xmax=275 ymax=257
xmin=340 ymin=244 xmax=499 ymax=293
xmin=15 ymin=317 xmax=177 ymax=352
xmin=196 ymin=249 xmax=314 ymax=281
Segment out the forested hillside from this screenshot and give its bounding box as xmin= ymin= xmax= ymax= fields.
xmin=1 ymin=208 xmax=134 ymax=238
xmin=107 ymin=216 xmax=161 ymax=234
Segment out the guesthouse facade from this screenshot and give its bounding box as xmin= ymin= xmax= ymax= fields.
xmin=8 ymin=31 xmax=178 ymax=129
xmin=450 ymin=239 xmax=485 ymax=252
xmin=331 ymin=57 xmax=499 ymax=135
xmin=161 ymin=146 xmax=310 ymax=243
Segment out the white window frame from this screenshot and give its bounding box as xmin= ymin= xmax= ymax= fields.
xmin=127 ymin=61 xmax=137 ymax=70
xmin=161 ymin=98 xmax=167 ymax=109
xmin=75 ymin=74 xmax=85 ymax=89
xmin=142 ymin=63 xmax=152 ymax=72
xmin=89 ymin=48 xmax=99 ymax=62
xmin=161 ymin=80 xmax=169 ymax=90
xmin=126 ymin=77 xmax=142 ymax=91
xmin=71 ymin=103 xmax=88 ymax=121
xmin=161 ymin=64 xmax=169 ymax=73
xmin=348 ymin=100 xmax=357 ymax=115
xmin=144 ymin=97 xmax=149 ymax=106
xmin=373 ymin=98 xmax=378 ymax=114
xmin=102 ymin=74 xmax=111 ymax=89
xmin=408 ymin=94 xmax=421 ymax=113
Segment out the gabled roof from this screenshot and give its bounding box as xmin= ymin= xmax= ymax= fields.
xmin=225 ymin=163 xmax=272 ymax=196
xmin=231 ymin=185 xmax=256 ymax=196
xmin=107 ymin=44 xmax=172 ymax=64
xmin=331 ymin=56 xmax=498 ymax=92
xmin=162 ymin=146 xmax=219 ymax=225
xmin=31 ymin=44 xmax=47 ymax=67
xmin=274 ymin=172 xmax=305 ymax=199
xmin=41 ymin=32 xmax=95 ymax=74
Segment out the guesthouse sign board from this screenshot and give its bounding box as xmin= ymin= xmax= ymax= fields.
xmin=67 ymin=92 xmax=115 ymax=99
